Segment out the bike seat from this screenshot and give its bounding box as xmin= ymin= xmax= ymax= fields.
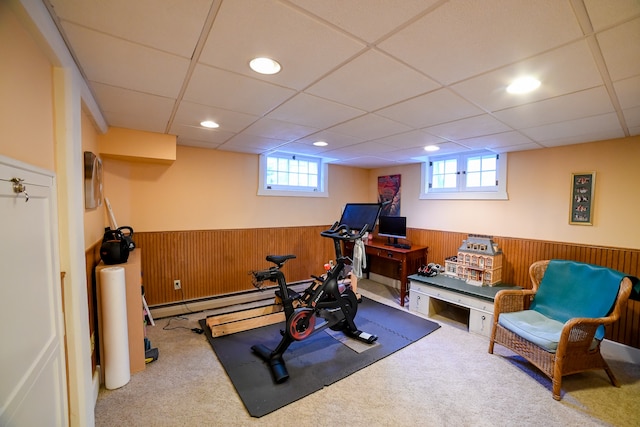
xmin=266 ymin=254 xmax=297 ymax=266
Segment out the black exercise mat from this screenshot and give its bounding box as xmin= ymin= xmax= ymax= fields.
xmin=199 ymin=296 xmax=440 ymax=417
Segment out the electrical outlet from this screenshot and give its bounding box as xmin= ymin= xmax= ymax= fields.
xmin=173 ymin=279 xmax=181 ymax=290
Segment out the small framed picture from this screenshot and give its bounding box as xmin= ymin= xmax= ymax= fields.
xmin=569 ymin=172 xmax=595 ymax=225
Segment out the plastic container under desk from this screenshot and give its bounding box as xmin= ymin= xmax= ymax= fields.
xmin=408 ymin=274 xmax=520 ymax=337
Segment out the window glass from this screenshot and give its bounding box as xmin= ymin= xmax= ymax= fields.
xmin=421 ymin=151 xmax=508 ymax=200
xmin=432 ymin=158 xmax=458 ymax=189
xmin=466 ymin=154 xmax=497 ymax=189
xmin=259 ymin=153 xmax=327 ymax=197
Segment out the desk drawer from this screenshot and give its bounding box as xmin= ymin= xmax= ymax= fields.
xmin=469 ymin=310 xmax=493 ymax=337
xmin=367 ymin=248 xmax=403 ymax=261
xmin=410 ymin=280 xmax=493 ymax=313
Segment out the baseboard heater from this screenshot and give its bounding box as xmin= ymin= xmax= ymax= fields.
xmin=149 ymin=280 xmax=312 ymax=319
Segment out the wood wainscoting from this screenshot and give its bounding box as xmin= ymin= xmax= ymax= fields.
xmin=134 ymin=226 xmax=336 ymax=306
xmin=116 ymin=227 xmax=638 ymax=349
xmin=85 ymin=241 xmax=102 ymax=375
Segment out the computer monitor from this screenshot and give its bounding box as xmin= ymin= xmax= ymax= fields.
xmin=339 ymin=203 xmax=382 ymax=233
xmin=378 ymin=215 xmax=407 ymax=245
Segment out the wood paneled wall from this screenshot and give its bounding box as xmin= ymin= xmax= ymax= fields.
xmin=125 ymin=227 xmax=639 ymax=349
xmin=85 ymin=242 xmax=102 ymax=373
xmin=134 ymin=226 xmax=336 ymax=306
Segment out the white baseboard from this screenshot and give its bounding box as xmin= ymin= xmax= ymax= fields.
xmin=601 ymin=339 xmax=640 ymax=364
xmin=368 ymin=273 xmax=400 ymax=289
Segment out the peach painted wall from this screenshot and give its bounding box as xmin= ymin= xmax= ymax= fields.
xmin=372 ymin=136 xmax=640 ymax=250
xmin=81 ymin=110 xmax=106 ymax=248
xmin=0 ymin=0 xmax=54 ymax=170
xmin=102 ymin=145 xmax=370 ymax=231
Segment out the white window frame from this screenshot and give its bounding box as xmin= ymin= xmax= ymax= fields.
xmin=258 ymin=152 xmax=328 ymax=197
xmin=420 ymin=151 xmax=508 ymax=200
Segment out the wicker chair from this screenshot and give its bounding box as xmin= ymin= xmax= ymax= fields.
xmin=488 ymin=259 xmax=633 ymax=400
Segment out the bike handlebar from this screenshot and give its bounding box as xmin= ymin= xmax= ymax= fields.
xmin=320 ymin=221 xmax=368 ymax=241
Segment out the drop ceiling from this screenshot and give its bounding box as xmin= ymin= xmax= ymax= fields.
xmin=45 ymin=0 xmax=640 ymax=168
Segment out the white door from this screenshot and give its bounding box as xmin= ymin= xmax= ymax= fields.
xmin=0 ymin=157 xmax=68 ymax=426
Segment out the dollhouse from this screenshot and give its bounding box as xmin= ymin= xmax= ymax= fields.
xmin=444 ymin=235 xmax=503 ymax=286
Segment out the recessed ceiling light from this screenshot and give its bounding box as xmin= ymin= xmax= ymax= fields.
xmin=313 ymin=141 xmax=328 ymax=147
xmin=424 ymin=145 xmax=440 ymax=152
xmin=200 ymin=120 xmax=219 ymax=129
xmin=506 ymin=76 xmax=541 ymax=94
xmin=249 ymin=57 xmax=281 ymax=75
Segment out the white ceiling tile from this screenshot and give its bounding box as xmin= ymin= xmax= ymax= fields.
xmin=384 ymin=146 xmax=436 ymax=161
xmin=198 ymin=0 xmax=365 ymax=90
xmin=458 ymin=131 xmax=533 ymax=150
xmin=242 ymin=118 xmax=318 ymax=142
xmin=424 ymin=115 xmax=513 ymax=141
xmin=376 ymin=89 xmax=484 ymax=128
xmin=623 ymin=105 xmax=640 ymax=132
xmin=45 ymin=0 xmax=640 ymax=168
xmin=452 ymin=40 xmax=603 ymax=112
xmin=327 ymin=114 xmax=412 ymax=140
xmin=220 ymin=133 xmax=287 ymax=153
xmin=489 ymin=142 xmax=545 ymax=153
xmin=178 ymin=139 xmax=223 ymax=149
xmin=61 ymin=23 xmax=189 ymax=98
xmin=409 ymin=142 xmax=473 ymax=163
xmin=216 ymin=145 xmax=267 ymax=155
xmin=306 ymin=50 xmax=440 ymax=111
xmin=330 ymin=156 xmax=400 ymax=169
xmin=493 ymin=87 xmax=614 ymax=129
xmin=288 ymin=0 xmax=440 ymax=42
xmin=629 ymin=125 xmax=640 ymax=135
xmin=597 ymin=18 xmax=640 ymax=82
xmin=171 ymin=124 xmax=235 ymax=145
xmin=614 ymin=76 xmax=640 ymax=110
xmin=274 ymin=141 xmax=333 ymax=157
xmin=50 ymin=0 xmax=213 ymax=58
xmin=583 ymin=0 xmax=640 ymax=31
xmin=172 ymin=101 xmax=258 ymax=133
xmin=326 ymin=141 xmax=402 ymax=156
xmin=184 ymin=65 xmax=296 ymax=116
xmin=294 ymin=130 xmax=365 ymax=150
xmin=424 ymin=142 xmax=474 ymax=156
xmin=91 ymin=83 xmax=175 ymax=132
xmin=372 ymin=130 xmax=446 ymax=149
xmin=379 ymin=0 xmax=582 ymax=84
xmin=101 ymin=111 xmax=167 ymax=134
xmin=521 ymin=112 xmax=625 ymax=145
xmin=266 ymin=93 xmax=365 ymax=128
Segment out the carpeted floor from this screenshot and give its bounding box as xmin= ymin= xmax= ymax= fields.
xmin=200 ymin=296 xmax=440 ymax=417
xmin=94 ymin=279 xmax=640 ymax=426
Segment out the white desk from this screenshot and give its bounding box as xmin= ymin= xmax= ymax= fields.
xmin=408 ymin=274 xmax=519 ymax=337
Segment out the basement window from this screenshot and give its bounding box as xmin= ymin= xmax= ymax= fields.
xmin=258 ymin=152 xmax=328 ymax=197
xmin=420 ymin=151 xmax=508 ymax=200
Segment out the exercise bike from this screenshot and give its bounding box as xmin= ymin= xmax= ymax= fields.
xmin=250 ymin=222 xmax=378 ymax=383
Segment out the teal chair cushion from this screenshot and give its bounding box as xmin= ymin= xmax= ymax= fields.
xmin=498 ymin=310 xmax=564 ymax=352
xmin=498 ymin=310 xmax=601 ymax=352
xmin=529 ymin=260 xmax=624 ymax=341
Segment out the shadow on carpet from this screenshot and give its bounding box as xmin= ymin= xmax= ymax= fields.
xmin=199 ymin=297 xmax=440 ymax=417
